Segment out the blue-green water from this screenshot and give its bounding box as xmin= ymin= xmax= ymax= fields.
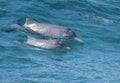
xmin=0 ymin=0 xmax=120 ymax=83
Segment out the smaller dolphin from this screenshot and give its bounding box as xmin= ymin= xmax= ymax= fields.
xmin=24 ymin=18 xmax=84 ymax=43
xmin=26 ymin=36 xmax=71 ymax=50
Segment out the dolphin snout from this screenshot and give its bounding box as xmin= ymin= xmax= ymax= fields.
xmin=73 ymin=37 xmax=84 ymax=43
xmin=64 ymin=46 xmax=71 ymax=50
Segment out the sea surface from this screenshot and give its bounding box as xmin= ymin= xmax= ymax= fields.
xmin=0 ymin=0 xmax=120 ymax=83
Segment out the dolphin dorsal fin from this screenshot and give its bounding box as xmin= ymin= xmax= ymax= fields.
xmin=25 ymin=18 xmax=37 ymax=25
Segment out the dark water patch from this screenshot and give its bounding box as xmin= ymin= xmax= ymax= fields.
xmin=0 ymin=9 xmax=10 ymax=17
xmin=0 ymin=1 xmax=8 ymax=8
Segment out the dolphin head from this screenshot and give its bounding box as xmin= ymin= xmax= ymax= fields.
xmin=66 ymin=29 xmax=84 ymax=43
xmin=57 ymin=41 xmax=71 ymax=50
xmin=63 ymin=28 xmax=76 ymax=38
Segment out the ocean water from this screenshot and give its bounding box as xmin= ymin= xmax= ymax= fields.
xmin=0 ymin=0 xmax=120 ymax=83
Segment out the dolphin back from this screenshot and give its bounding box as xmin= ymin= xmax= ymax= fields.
xmin=1 ymin=24 xmax=23 ymax=32
xmin=24 ymin=18 xmax=37 ymax=26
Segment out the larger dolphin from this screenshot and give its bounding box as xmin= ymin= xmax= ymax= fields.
xmin=24 ymin=18 xmax=84 ymax=43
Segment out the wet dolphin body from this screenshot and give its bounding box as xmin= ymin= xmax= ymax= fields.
xmin=24 ymin=18 xmax=84 ymax=43
xmin=26 ymin=36 xmax=71 ymax=50
xmin=1 ymin=24 xmax=22 ymax=32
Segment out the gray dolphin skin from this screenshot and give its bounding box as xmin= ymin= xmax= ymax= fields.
xmin=24 ymin=18 xmax=84 ymax=43
xmin=1 ymin=24 xmax=22 ymax=32
xmin=26 ymin=36 xmax=71 ymax=50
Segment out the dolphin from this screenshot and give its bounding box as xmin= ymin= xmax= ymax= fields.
xmin=26 ymin=36 xmax=71 ymax=50
xmin=1 ymin=24 xmax=22 ymax=32
xmin=23 ymin=18 xmax=84 ymax=43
